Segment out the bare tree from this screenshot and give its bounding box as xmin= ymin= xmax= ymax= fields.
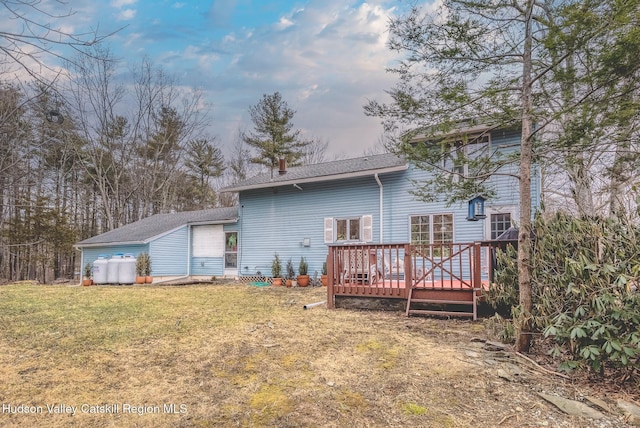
xmin=300 ymin=136 xmax=330 ymax=165
xmin=0 ymin=0 xmax=116 ymax=85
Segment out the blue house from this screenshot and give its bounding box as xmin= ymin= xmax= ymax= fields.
xmin=76 ymin=124 xmax=540 ymax=301
xmin=222 ymin=125 xmax=540 ymax=281
xmin=76 ymin=207 xmax=239 ymax=282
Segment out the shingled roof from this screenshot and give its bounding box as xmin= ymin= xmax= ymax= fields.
xmin=76 ymin=206 xmax=238 ymax=247
xmin=221 ymin=153 xmax=408 ymax=192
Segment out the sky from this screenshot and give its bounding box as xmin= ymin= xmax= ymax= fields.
xmin=3 ymin=0 xmax=436 ymax=158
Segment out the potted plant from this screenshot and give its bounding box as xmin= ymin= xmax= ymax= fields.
xmin=135 ymin=253 xmax=148 ymax=284
xmin=143 ymin=253 xmax=153 ymax=283
xmin=271 ymin=253 xmax=283 ymax=286
xmin=297 ymin=257 xmax=309 ymax=287
xmin=82 ymin=262 xmax=92 ymax=286
xmin=321 ymin=261 xmax=328 ymax=287
xmin=285 ymin=258 xmax=296 ymax=287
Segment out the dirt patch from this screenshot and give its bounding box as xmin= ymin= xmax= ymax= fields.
xmin=0 ymin=283 xmax=637 ymax=427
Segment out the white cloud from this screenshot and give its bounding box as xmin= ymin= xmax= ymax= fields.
xmin=206 ymin=1 xmax=400 ymax=155
xmin=110 ymin=0 xmax=137 ymax=8
xmin=276 ymin=16 xmax=295 ymax=30
xmin=116 ymin=9 xmax=137 ymax=21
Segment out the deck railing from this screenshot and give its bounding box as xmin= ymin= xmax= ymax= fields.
xmin=326 ymin=242 xmax=483 ymax=308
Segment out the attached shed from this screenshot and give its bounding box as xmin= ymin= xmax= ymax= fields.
xmin=75 ymin=207 xmax=239 ymax=283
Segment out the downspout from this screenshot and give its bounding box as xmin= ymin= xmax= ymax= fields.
xmin=239 ymin=204 xmax=243 ymax=279
xmin=375 ymin=173 xmax=383 ymax=242
xmin=77 ymin=247 xmax=84 ymax=285
xmin=187 ymin=223 xmax=191 ymax=277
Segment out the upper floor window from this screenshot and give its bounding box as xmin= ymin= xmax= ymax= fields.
xmin=441 ymin=132 xmax=490 ymax=181
xmin=490 ymin=213 xmax=512 ymax=240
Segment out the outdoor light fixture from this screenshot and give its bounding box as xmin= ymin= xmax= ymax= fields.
xmin=467 ymin=195 xmax=486 ymax=221
xmin=302 ymin=238 xmax=311 ymax=247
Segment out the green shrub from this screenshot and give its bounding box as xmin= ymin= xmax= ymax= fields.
xmin=487 ymin=212 xmax=640 ymax=376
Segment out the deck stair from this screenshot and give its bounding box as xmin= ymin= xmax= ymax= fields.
xmin=405 ymin=287 xmax=478 ymax=320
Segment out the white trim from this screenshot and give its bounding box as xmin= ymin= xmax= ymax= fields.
xmin=483 ymin=205 xmax=518 ymax=240
xmin=328 ymin=215 xmax=372 ymax=243
xmin=75 ymin=219 xmax=238 ymax=248
xmin=362 ymin=215 xmax=373 ymax=242
xmin=192 ymin=225 xmax=224 ymax=258
xmin=482 ymin=205 xmax=518 ymax=275
xmin=408 ymin=213 xmax=455 ymax=246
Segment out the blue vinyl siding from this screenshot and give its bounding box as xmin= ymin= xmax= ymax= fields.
xmin=191 ymin=257 xmax=224 ymax=276
xmin=82 ymin=245 xmax=147 ymax=272
xmin=149 ymin=226 xmax=189 ymax=276
xmin=237 ymin=128 xmax=541 ymax=278
xmin=238 ymin=175 xmax=381 ymax=277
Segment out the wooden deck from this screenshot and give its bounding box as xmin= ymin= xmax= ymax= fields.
xmin=326 ymin=242 xmax=488 ymax=319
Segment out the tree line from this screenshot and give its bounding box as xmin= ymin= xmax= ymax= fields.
xmin=0 ymin=41 xmax=329 ymax=283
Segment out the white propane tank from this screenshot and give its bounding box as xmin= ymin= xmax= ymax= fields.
xmin=93 ymin=255 xmax=109 ymax=284
xmin=107 ymin=253 xmax=123 ymax=284
xmin=119 ymin=253 xmax=136 ymax=285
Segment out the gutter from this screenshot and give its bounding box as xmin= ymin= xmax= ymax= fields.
xmin=375 ymin=173 xmax=383 ymax=242
xmin=222 ymin=164 xmax=408 ymax=192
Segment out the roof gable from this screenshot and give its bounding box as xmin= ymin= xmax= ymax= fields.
xmin=76 ymin=206 xmax=238 ymax=247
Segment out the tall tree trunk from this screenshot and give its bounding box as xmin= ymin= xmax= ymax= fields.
xmin=516 ymin=0 xmax=535 ymax=353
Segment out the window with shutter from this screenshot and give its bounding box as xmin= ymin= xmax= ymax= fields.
xmin=362 ymin=215 xmax=373 ymax=242
xmin=325 ymin=215 xmax=372 ymax=243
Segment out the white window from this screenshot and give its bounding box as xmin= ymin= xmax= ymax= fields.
xmin=324 ymin=215 xmax=373 ymax=243
xmin=441 ymin=133 xmax=490 ymax=181
xmin=490 ymin=213 xmax=512 ymax=240
xmin=483 ymin=206 xmax=517 ymax=241
xmin=410 ymin=213 xmax=454 ymax=257
xmin=192 ymin=225 xmax=224 ymax=257
xmin=482 ymin=206 xmax=517 ymax=274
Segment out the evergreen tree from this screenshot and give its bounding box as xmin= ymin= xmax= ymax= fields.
xmin=184 ymin=138 xmax=225 ymax=209
xmin=242 ymin=92 xmax=308 ymax=173
xmin=366 ymin=0 xmax=640 ymax=351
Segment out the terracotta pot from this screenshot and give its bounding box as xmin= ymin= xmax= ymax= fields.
xmin=321 ymin=275 xmax=328 ymax=287
xmin=285 ymin=279 xmax=292 ymax=287
xmin=297 ymin=275 xmax=309 ymax=287
xmin=82 ymin=279 xmax=92 ymax=286
xmin=135 ymin=276 xmax=146 ymax=284
xmin=145 ymin=276 xmax=153 ymax=284
xmin=272 ymin=277 xmax=283 ymax=286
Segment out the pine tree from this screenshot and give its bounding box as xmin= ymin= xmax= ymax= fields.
xmin=242 ymin=92 xmax=308 ymax=174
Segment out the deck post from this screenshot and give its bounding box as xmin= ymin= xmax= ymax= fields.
xmin=473 ymin=241 xmax=482 ymax=292
xmin=404 ymin=244 xmax=412 ymax=291
xmin=326 ymin=251 xmax=334 ymax=309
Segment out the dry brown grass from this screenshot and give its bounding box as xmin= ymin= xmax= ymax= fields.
xmin=0 ymin=282 xmax=632 ymax=428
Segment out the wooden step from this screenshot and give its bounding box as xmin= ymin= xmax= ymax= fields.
xmin=409 ymin=298 xmax=473 ymax=305
xmin=408 ymin=309 xmax=474 ymax=318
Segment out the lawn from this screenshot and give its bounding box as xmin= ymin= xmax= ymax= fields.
xmin=0 ymin=282 xmax=627 ymax=427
